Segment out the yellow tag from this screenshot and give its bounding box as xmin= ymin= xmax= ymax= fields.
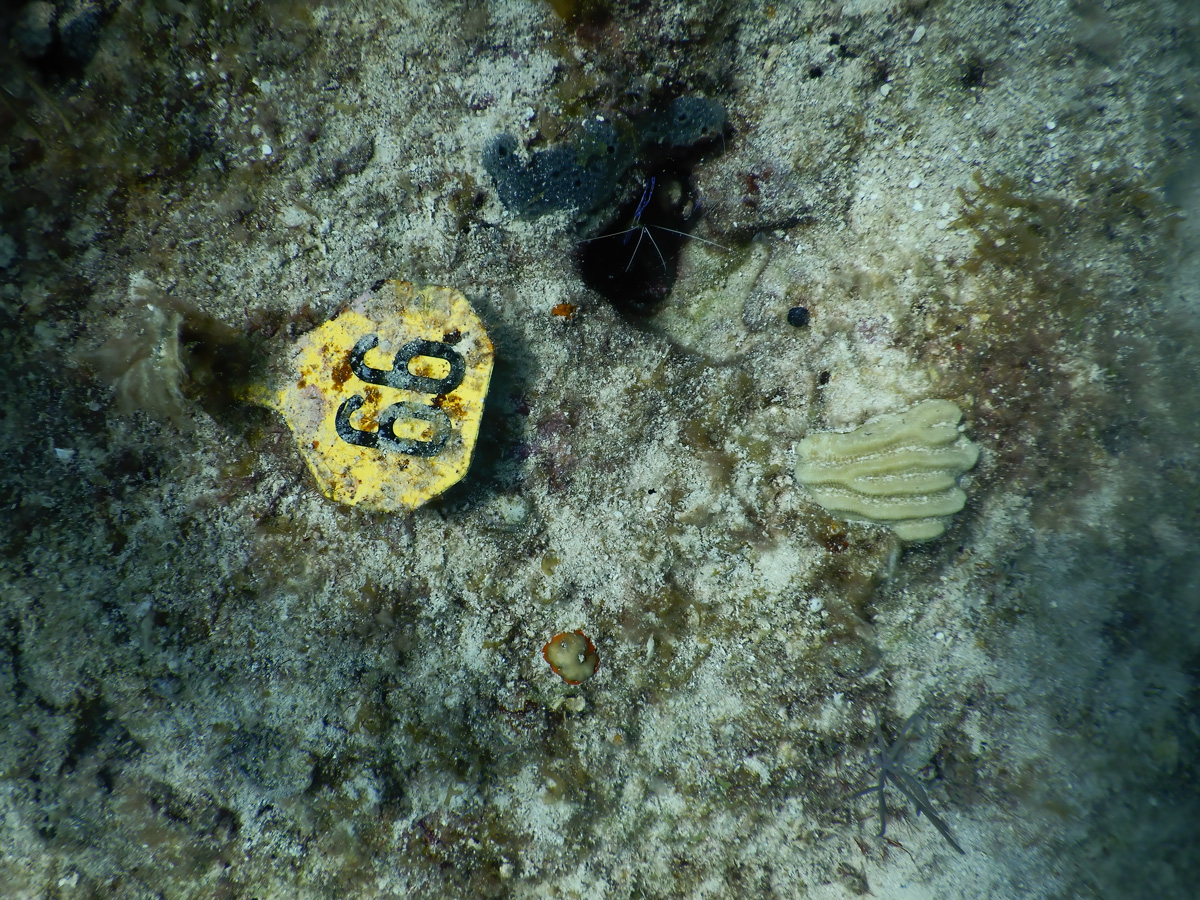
xmin=243 ymin=281 xmax=493 ymax=511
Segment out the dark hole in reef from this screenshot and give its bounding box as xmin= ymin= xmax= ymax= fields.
xmin=576 ymin=165 xmax=698 ymax=317
xmin=60 ymin=696 xmax=122 ymax=775
xmin=807 ymin=65 xmax=824 ymax=79
xmin=961 ymin=57 xmax=987 ymax=88
xmin=20 ymin=2 xmax=116 ymax=82
xmin=868 ymin=58 xmax=890 ymax=89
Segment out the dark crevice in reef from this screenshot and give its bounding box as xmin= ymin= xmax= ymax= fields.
xmin=484 ymin=87 xmax=730 ymax=317
xmin=575 ymin=163 xmax=699 ymax=316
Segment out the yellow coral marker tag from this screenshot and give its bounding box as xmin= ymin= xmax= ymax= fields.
xmin=245 ymin=281 xmax=493 ymax=511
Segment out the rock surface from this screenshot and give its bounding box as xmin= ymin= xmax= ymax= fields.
xmin=1 ymin=2 xmax=1199 ymax=898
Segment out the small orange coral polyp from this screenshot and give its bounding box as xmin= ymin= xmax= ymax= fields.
xmin=542 ymin=630 xmax=599 ymax=684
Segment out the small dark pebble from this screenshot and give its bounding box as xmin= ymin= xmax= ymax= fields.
xmin=787 ymin=306 xmax=810 ymax=327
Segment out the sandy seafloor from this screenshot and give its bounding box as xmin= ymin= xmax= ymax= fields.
xmin=2 ymin=1 xmax=1199 ymax=898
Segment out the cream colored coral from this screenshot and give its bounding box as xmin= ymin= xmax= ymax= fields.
xmin=794 ymin=399 xmax=980 ymax=541
xmin=88 ymin=303 xmax=191 ymax=428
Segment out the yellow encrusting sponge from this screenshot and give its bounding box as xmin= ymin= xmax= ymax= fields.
xmin=794 ymin=399 xmax=981 ymax=541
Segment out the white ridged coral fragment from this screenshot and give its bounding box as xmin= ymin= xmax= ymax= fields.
xmin=795 ymin=399 xmax=980 ymax=541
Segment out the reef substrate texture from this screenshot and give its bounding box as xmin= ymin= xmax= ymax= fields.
xmin=2 ymin=1 xmax=1199 ymax=899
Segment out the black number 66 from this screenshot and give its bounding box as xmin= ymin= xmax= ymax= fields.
xmin=335 ymin=334 xmax=466 ymax=456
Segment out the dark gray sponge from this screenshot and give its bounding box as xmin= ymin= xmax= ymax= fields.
xmin=483 ymin=118 xmax=634 ymax=217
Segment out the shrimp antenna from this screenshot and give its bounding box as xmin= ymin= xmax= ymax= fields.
xmin=632 ymin=178 xmax=656 ymax=219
